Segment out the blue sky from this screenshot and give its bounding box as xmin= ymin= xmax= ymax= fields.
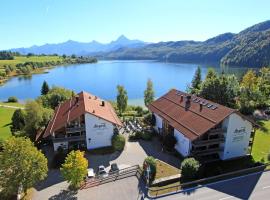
xmin=0 ymin=0 xmax=270 ymax=49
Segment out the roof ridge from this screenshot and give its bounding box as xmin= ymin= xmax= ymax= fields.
xmin=50 ymin=104 xmax=62 ymax=134
xmin=162 ymin=95 xmax=218 ymax=124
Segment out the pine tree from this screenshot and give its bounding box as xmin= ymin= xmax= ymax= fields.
xmin=41 ymin=81 xmax=50 ymax=95
xmin=190 ymin=66 xmax=202 ymax=94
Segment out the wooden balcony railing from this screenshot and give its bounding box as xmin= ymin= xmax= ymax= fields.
xmin=191 ymin=147 xmax=223 ymax=156
xmin=66 ymin=126 xmax=85 ymax=133
xmin=192 ymin=137 xmax=225 ymax=147
xmin=53 ymin=134 xmax=86 ymax=142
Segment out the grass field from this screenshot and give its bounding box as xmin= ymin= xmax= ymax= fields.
xmin=252 ymin=120 xmax=270 ymax=162
xmin=0 ymin=102 xmax=25 ymax=140
xmin=0 ymin=107 xmax=16 ymax=140
xmin=155 ymin=160 xmax=180 ymax=180
xmin=0 ymin=56 xmax=63 ymax=70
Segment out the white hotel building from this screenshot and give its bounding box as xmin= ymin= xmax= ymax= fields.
xmin=149 ymin=89 xmax=256 ymax=161
xmin=43 ymin=91 xmax=122 ymax=151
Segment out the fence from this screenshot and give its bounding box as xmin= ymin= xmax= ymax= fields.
xmin=81 ymin=165 xmax=142 ymax=190
xmin=148 ymin=163 xmax=268 ymax=197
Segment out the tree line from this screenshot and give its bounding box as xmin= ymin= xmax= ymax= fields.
xmin=188 ymin=66 xmax=270 ymax=114
xmin=0 ymin=54 xmax=97 ymax=81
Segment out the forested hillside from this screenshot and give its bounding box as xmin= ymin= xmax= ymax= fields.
xmin=101 ymin=20 xmax=270 ymax=67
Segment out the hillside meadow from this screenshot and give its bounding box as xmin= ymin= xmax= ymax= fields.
xmin=0 ymin=56 xmax=63 ymax=71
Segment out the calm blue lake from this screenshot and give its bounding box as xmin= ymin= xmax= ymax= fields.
xmin=0 ymin=60 xmax=248 ymax=105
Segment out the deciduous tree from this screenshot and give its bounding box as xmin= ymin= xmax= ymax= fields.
xmin=60 ymin=150 xmax=88 ymax=189
xmin=11 ymin=109 xmax=25 ymax=133
xmin=116 ymin=85 xmax=128 ymax=115
xmin=144 ymin=79 xmax=155 ymax=107
xmin=0 ymin=137 xmax=48 ymax=198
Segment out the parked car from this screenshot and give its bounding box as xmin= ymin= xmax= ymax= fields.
xmin=109 ymin=163 xmax=119 ymax=174
xmin=87 ymin=168 xmax=95 ymax=178
xmin=97 ymin=165 xmax=108 ymax=177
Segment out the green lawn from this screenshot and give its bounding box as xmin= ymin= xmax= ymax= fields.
xmin=0 ymin=107 xmax=16 ymax=140
xmin=252 ymin=120 xmax=270 ymax=162
xmin=155 ymin=160 xmax=180 ymax=180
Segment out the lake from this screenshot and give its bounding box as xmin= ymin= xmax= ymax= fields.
xmin=0 ymin=60 xmax=249 ymax=105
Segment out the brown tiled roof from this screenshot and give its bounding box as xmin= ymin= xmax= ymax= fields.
xmin=43 ymin=91 xmax=122 ymax=138
xmin=148 ymin=89 xmax=237 ymax=141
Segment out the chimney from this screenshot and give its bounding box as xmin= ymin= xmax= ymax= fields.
xmin=185 ymin=95 xmax=191 ymax=110
xmin=180 ymin=95 xmax=184 ymax=102
xmin=199 ymin=102 xmax=203 ymax=111
xmin=75 ymin=96 xmax=79 ymax=103
xmin=101 ymin=101 xmax=105 ymax=107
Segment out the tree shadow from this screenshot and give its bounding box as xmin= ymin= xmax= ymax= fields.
xmin=48 ymin=189 xmax=78 ymax=200
xmin=137 ymin=137 xmax=181 ymax=168
xmin=137 ymin=177 xmax=148 ymax=200
xmin=35 ymin=169 xmax=64 ymax=191
xmin=2 ymin=123 xmax=11 ymax=127
xmin=206 ymin=171 xmax=263 ymax=200
xmin=256 ymin=120 xmax=269 ymax=133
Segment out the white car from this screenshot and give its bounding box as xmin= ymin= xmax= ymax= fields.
xmin=98 ymin=165 xmax=108 ymax=177
xmin=87 ymin=168 xmax=95 ymax=178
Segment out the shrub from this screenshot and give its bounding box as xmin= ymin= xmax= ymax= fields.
xmin=141 ymin=132 xmax=152 ymax=140
xmin=180 ymin=158 xmax=200 ymax=181
xmin=7 ymin=96 xmax=18 ymax=103
xmin=135 ymin=106 xmax=144 ymax=116
xmin=143 ymin=156 xmax=157 ymax=183
xmin=128 ymin=131 xmax=152 ymax=141
xmin=112 ymin=134 xmax=125 ymax=151
xmin=163 ymin=134 xmax=177 ymax=150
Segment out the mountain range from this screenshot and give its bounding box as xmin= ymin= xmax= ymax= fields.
xmin=101 ymin=20 xmax=270 ymax=67
xmin=10 ymin=35 xmax=147 ymax=56
xmin=9 ymin=20 xmax=270 ymax=67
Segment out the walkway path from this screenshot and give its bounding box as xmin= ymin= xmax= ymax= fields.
xmin=0 ymin=104 xmax=24 ymax=109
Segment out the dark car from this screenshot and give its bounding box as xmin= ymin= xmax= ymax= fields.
xmin=109 ymin=163 xmax=119 ymax=174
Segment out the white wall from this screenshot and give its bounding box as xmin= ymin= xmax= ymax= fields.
xmin=154 ymin=113 xmax=163 ymax=134
xmin=221 ymin=113 xmax=253 ymax=160
xmin=174 ymin=129 xmax=191 ymax=157
xmin=85 ymin=113 xmax=114 ymax=149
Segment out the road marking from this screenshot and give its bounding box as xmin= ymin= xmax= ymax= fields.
xmin=263 ymin=185 xmax=270 ymax=189
xmin=219 ymin=197 xmax=232 ymax=200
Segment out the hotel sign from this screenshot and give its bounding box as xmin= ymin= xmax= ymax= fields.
xmin=93 ymin=123 xmax=107 ymax=130
xmin=232 ymin=127 xmax=246 ymax=142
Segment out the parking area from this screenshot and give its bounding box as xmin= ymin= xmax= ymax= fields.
xmin=33 ymin=137 xmax=180 ymax=199
xmin=85 ymin=137 xmax=180 ymax=173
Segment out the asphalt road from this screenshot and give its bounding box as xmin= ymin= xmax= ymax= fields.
xmin=154 ymin=171 xmax=270 ymax=200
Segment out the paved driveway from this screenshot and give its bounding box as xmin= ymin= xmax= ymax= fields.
xmin=33 ymin=176 xmax=146 ymax=200
xmin=85 ymin=137 xmax=180 ymax=172
xmin=33 ymin=137 xmax=180 ymax=199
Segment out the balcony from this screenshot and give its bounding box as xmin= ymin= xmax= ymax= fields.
xmin=191 ymin=147 xmax=223 ymax=156
xmin=66 ymin=126 xmax=85 ymax=134
xmin=208 ymin=128 xmax=226 ymax=136
xmin=53 ymin=134 xmax=86 ymax=142
xmin=192 ymin=137 xmax=225 ymax=147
